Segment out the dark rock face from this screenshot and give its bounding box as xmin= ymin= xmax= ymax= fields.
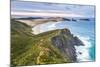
xmin=79 ymin=18 xmax=90 ymax=21
xmin=51 ymin=28 xmax=84 ymax=62
xmin=63 ymin=18 xmax=71 ymax=21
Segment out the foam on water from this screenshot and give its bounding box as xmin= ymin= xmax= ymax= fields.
xmin=75 ymin=35 xmax=92 ymax=62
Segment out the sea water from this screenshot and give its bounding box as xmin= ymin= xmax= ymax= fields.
xmin=56 ymin=19 xmax=95 ymax=62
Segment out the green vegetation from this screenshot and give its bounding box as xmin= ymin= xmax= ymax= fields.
xmin=11 ymin=19 xmax=72 ymax=66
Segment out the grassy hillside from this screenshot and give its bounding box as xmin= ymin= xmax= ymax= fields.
xmin=11 ymin=19 xmax=72 ymax=66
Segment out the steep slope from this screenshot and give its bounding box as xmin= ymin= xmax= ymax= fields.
xmin=11 ymin=19 xmax=84 ymax=66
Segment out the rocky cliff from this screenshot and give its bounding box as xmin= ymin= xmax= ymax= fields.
xmin=52 ymin=28 xmax=84 ymax=62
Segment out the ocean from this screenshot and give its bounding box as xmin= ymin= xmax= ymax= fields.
xmin=32 ymin=18 xmax=95 ymax=62
xmin=56 ymin=19 xmax=95 ymax=62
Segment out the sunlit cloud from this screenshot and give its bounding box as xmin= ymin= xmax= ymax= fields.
xmin=11 ymin=11 xmax=85 ymax=17
xmin=12 ymin=8 xmax=72 ymax=14
xmin=11 ymin=1 xmax=95 ymax=18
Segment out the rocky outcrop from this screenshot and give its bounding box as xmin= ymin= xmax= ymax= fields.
xmin=51 ymin=28 xmax=84 ymax=62
xmin=79 ymin=18 xmax=90 ymax=21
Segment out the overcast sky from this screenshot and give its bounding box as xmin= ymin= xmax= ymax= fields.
xmin=11 ymin=1 xmax=95 ymax=18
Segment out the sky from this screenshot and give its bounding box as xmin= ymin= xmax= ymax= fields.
xmin=11 ymin=0 xmax=95 ymax=18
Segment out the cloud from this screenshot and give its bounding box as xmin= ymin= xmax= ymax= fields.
xmin=11 ymin=11 xmax=85 ymax=17
xmin=12 ymin=0 xmax=95 ymax=5
xmin=11 ymin=0 xmax=95 ymax=18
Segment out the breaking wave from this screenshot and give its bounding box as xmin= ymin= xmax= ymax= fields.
xmin=75 ymin=35 xmax=92 ymax=62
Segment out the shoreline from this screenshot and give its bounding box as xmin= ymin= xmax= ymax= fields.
xmin=75 ymin=35 xmax=92 ymax=62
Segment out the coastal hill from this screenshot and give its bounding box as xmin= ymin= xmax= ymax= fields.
xmin=14 ymin=17 xmax=91 ymax=27
xmin=15 ymin=17 xmax=63 ymax=27
xmin=11 ymin=19 xmax=84 ymax=66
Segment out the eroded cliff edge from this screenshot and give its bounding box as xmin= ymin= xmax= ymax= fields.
xmin=52 ymin=28 xmax=84 ymax=62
